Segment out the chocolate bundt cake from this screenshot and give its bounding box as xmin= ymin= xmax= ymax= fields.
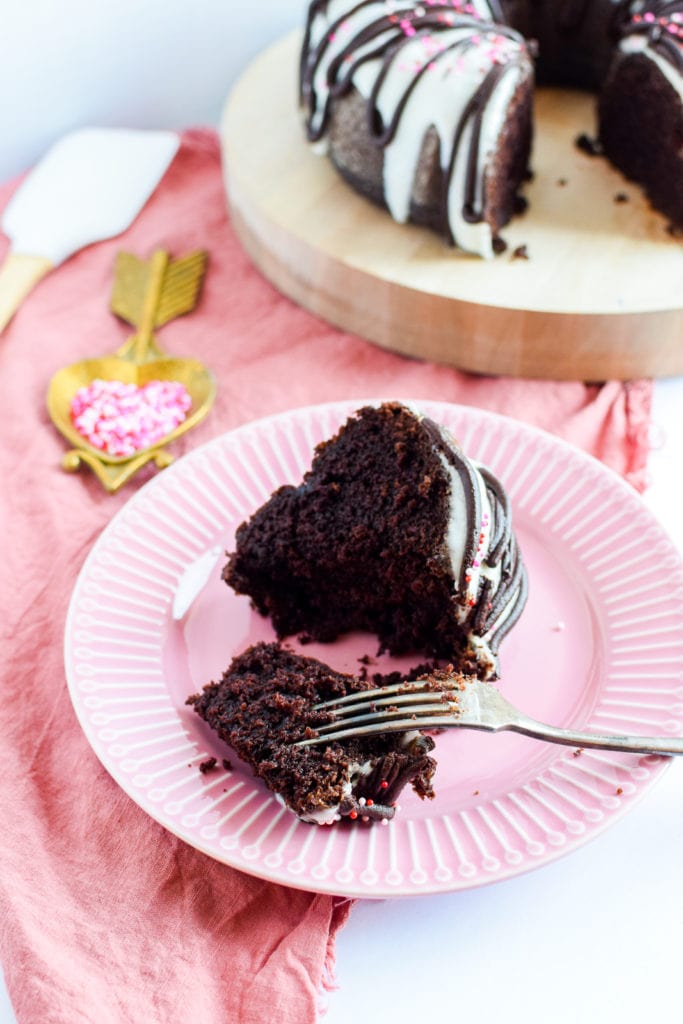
xmin=224 ymin=402 xmax=527 ymax=681
xmin=300 ymin=1 xmax=536 ymax=257
xmin=300 ymin=1 xmax=683 ymax=251
xmin=187 ymin=642 xmax=438 ymax=825
xmin=598 ymin=3 xmax=683 ymax=228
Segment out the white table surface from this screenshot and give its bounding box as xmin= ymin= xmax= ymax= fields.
xmin=1 ymin=378 xmax=681 ymax=1023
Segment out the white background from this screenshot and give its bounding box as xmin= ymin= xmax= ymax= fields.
xmin=0 ymin=0 xmax=302 ymax=181
xmin=2 ymin=3 xmax=683 ymax=1022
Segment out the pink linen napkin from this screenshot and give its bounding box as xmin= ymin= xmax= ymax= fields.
xmin=0 ymin=128 xmax=652 ymax=1024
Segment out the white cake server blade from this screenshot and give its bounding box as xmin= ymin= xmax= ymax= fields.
xmin=0 ymin=127 xmax=179 ymax=333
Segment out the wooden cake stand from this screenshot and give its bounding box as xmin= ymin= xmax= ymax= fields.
xmin=220 ymin=32 xmax=683 ymax=381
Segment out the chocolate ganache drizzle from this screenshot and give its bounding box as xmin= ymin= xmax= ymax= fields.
xmin=300 ymin=1 xmax=533 ymax=257
xmin=422 ymin=416 xmax=528 ymax=671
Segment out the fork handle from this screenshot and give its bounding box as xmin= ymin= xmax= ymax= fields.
xmin=510 ymin=715 xmax=683 ymax=757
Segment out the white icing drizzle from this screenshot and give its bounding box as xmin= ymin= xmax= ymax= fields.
xmin=431 ymin=422 xmax=522 ymax=674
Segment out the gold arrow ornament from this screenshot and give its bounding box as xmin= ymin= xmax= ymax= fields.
xmin=47 ymin=248 xmax=215 ymax=493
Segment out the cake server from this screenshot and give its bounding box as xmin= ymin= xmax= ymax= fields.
xmin=297 ymin=676 xmax=683 ymax=756
xmin=0 ymin=127 xmax=179 ymax=333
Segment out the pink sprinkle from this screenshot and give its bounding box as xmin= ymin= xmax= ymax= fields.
xmin=70 ymin=378 xmax=192 ymax=457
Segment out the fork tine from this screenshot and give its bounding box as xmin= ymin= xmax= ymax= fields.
xmin=314 ymin=677 xmax=462 ymax=712
xmin=318 ymin=690 xmax=458 ymax=720
xmin=297 ymin=676 xmax=465 ymax=748
xmin=314 ymin=700 xmax=456 ymax=733
xmin=313 ymin=679 xmax=418 ymax=710
xmin=296 ymin=713 xmax=456 ymax=748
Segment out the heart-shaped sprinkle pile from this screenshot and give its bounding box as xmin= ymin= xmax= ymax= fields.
xmin=71 ymin=378 xmax=192 ymax=458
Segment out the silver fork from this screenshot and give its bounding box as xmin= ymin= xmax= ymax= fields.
xmin=295 ymin=677 xmax=683 ymax=756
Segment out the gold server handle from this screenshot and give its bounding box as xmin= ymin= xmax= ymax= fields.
xmin=0 ymin=252 xmax=53 ymax=333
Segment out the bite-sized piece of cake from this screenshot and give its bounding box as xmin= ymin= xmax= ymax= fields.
xmin=187 ymin=642 xmax=437 ymax=825
xmin=224 ymin=403 xmax=527 ymax=680
xmin=300 ymin=1 xmax=535 ymax=257
xmin=598 ymin=2 xmax=683 ymax=228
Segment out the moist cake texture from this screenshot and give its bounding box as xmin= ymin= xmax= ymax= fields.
xmin=224 ymin=402 xmax=527 ymax=680
xmin=598 ymin=2 xmax=683 ymax=227
xmin=187 ymin=642 xmax=437 ymax=825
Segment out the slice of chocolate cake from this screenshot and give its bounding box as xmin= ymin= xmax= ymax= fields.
xmin=187 ymin=642 xmax=437 ymax=825
xmin=598 ymin=4 xmax=683 ymax=229
xmin=224 ymin=402 xmax=527 ymax=680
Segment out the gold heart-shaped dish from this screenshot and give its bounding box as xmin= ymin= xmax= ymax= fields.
xmin=47 ymin=249 xmax=215 ymax=493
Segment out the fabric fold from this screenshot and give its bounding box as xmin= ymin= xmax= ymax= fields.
xmin=0 ymin=127 xmax=652 ymax=1024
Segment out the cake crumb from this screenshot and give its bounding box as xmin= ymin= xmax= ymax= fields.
xmin=511 ymin=244 xmax=529 ymax=261
xmin=222 ymin=758 xmax=233 ymax=772
xmin=573 ymin=748 xmax=583 ymax=758
xmin=616 ymin=786 xmax=623 ymax=795
xmin=614 ymin=192 xmax=629 ymax=204
xmin=513 ymin=194 xmax=529 ymax=216
xmin=556 ymin=177 xmax=568 ymax=187
xmin=199 ymin=757 xmax=218 ymax=774
xmin=575 ymin=133 xmax=603 ymax=157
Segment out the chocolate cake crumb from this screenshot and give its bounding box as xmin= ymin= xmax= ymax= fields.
xmin=556 ymin=177 xmax=568 ymax=187
xmin=222 ymin=758 xmax=233 ymax=771
xmin=513 ymin=194 xmax=529 ymax=216
xmin=511 ymin=244 xmax=529 ymax=261
xmin=614 ymin=192 xmax=629 ymax=203
xmin=199 ymin=757 xmax=218 ymax=774
xmin=575 ymin=133 xmax=603 ymax=157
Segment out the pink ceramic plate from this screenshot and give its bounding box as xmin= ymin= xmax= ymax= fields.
xmin=65 ymin=400 xmax=683 ymax=898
